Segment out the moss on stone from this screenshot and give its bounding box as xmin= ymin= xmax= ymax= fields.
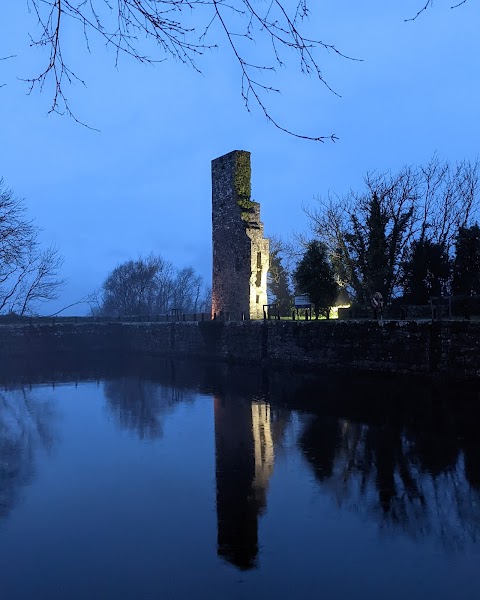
xmin=237 ymin=198 xmax=255 ymax=209
xmin=234 ymin=152 xmax=254 ymax=211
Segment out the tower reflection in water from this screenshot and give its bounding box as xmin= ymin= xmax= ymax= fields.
xmin=214 ymin=395 xmax=275 ymax=570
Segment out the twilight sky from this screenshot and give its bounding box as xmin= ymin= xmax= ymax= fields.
xmin=1 ymin=1 xmax=479 ymax=315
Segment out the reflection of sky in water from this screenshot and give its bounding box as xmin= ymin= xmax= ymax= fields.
xmin=0 ymin=377 xmax=479 ymax=600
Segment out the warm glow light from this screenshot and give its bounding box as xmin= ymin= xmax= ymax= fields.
xmin=251 ymin=402 xmax=274 ymax=492
xmin=330 ymin=303 xmax=351 ymax=319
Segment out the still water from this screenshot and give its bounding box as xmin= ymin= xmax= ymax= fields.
xmin=1 ymin=358 xmax=479 ymax=599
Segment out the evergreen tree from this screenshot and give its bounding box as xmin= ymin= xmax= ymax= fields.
xmin=294 ymin=241 xmax=339 ymax=318
xmin=401 ymin=239 xmax=450 ymax=304
xmin=452 ymin=224 xmax=480 ymax=296
xmin=344 ymin=191 xmax=414 ymax=303
xmin=268 ymin=247 xmax=292 ymax=316
xmin=363 ymin=192 xmax=390 ymax=296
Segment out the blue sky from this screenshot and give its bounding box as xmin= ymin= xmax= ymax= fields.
xmin=1 ymin=1 xmax=479 ymax=314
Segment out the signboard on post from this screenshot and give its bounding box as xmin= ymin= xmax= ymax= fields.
xmin=294 ymin=294 xmax=311 ymax=309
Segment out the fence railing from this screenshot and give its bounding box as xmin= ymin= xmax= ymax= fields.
xmin=0 ymin=312 xmax=212 ymax=325
xmin=2 ymin=295 xmax=480 ymax=324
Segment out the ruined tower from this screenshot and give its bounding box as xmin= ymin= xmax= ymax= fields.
xmin=212 ymin=150 xmax=269 ymax=320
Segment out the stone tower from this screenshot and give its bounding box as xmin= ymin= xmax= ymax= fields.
xmin=212 ymin=150 xmax=269 ymax=320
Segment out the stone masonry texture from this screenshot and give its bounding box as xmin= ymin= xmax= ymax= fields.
xmin=211 ymin=150 xmax=269 ymax=320
xmin=3 ymin=320 xmax=480 ymax=380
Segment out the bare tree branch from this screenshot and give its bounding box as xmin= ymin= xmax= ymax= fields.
xmin=1 ymin=54 xmax=16 ymax=88
xmin=16 ymin=0 xmax=358 ymax=140
xmin=0 ymin=179 xmax=65 ymax=315
xmin=406 ymin=0 xmax=468 ymax=21
xmin=3 ymin=2 xmax=469 ymax=138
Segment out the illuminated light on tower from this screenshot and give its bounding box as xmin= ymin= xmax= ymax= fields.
xmin=251 ymin=402 xmax=274 ymax=496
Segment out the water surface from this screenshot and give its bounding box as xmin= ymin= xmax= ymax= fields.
xmin=1 ymin=359 xmax=479 ymax=599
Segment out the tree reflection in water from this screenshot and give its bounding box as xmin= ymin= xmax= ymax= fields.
xmin=300 ymin=410 xmax=480 ymax=551
xmin=104 ymin=377 xmax=196 ymax=440
xmin=0 ymin=388 xmax=54 ymax=520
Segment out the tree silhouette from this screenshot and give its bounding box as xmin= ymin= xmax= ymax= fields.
xmin=307 ymin=158 xmax=480 ymax=304
xmin=401 ymin=238 xmax=450 ymax=304
xmin=452 ymin=224 xmax=480 ymax=296
xmin=268 ymin=238 xmax=293 ymax=317
xmin=294 ymin=240 xmax=338 ymax=318
xmin=0 ymin=179 xmax=64 ymax=315
xmin=96 ymin=254 xmax=208 ymax=316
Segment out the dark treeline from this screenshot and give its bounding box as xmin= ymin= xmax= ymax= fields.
xmin=90 ymin=254 xmax=211 ymax=317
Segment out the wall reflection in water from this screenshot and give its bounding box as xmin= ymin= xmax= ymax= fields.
xmin=0 ymin=388 xmax=54 ymax=520
xmin=214 ymin=395 xmax=285 ymax=570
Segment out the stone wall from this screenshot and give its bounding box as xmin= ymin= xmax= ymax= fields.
xmin=127 ymin=321 xmax=432 ymax=374
xmin=0 ymin=322 xmax=125 ymax=357
xmin=2 ymin=320 xmax=479 ymax=379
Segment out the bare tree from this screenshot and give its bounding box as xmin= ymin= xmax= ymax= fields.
xmin=98 ymin=253 xmax=209 ymax=316
xmin=101 ymin=254 xmax=163 ymax=316
xmin=151 ymin=260 xmax=177 ymax=314
xmin=198 ymin=285 xmax=212 ymax=314
xmin=171 ymin=267 xmax=203 ymax=312
xmin=12 ymin=246 xmax=64 ymax=316
xmin=0 ymin=179 xmax=64 ymax=315
xmin=419 ymin=156 xmax=480 ymax=253
xmin=306 ymin=157 xmax=480 ymax=303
